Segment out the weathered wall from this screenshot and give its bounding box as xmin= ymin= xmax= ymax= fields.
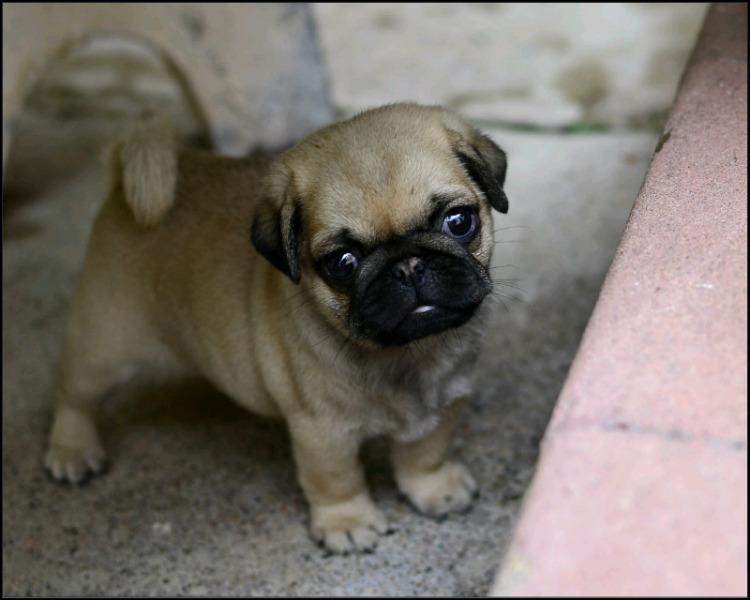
xmin=2 ymin=3 xmax=333 ymax=165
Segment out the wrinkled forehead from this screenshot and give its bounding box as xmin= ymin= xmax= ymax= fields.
xmin=305 ymin=144 xmax=471 ymax=254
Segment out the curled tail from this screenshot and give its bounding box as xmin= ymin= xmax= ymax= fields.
xmin=106 ymin=116 xmax=177 ymax=227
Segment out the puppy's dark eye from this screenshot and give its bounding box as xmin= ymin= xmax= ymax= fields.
xmin=324 ymin=249 xmax=360 ymax=281
xmin=442 ymin=207 xmax=478 ymax=242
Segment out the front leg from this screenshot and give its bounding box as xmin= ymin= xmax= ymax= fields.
xmin=288 ymin=417 xmax=388 ymax=554
xmin=391 ymin=399 xmax=478 ymax=518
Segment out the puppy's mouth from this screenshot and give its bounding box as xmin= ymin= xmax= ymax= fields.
xmin=384 ymin=302 xmax=480 ymax=346
xmin=355 ymin=295 xmax=484 ymax=347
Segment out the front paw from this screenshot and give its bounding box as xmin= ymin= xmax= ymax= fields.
xmin=310 ymin=494 xmax=389 ymax=554
xmin=397 ymin=461 xmax=478 ymax=518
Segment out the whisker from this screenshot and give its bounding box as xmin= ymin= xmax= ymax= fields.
xmin=492 ymin=279 xmax=527 ymax=294
xmin=272 ymin=296 xmax=314 ymax=321
xmin=489 ymin=293 xmax=511 ymax=314
xmin=490 ymin=280 xmax=526 ymax=301
xmin=332 ymin=336 xmax=351 ymax=370
xmin=285 ymin=288 xmax=308 ymax=303
xmin=450 ymin=329 xmax=462 ymax=353
xmin=309 ymin=331 xmax=338 ymax=349
xmin=493 ymin=225 xmax=531 ymax=234
xmin=490 ymin=289 xmax=525 ymax=305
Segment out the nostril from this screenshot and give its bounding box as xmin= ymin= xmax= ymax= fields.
xmin=391 ymin=258 xmax=426 ymax=287
xmin=409 ymin=258 xmax=426 ymax=285
xmin=391 ymin=264 xmax=408 ymax=283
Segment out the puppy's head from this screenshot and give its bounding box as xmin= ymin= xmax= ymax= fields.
xmin=251 ymin=103 xmax=509 ymax=347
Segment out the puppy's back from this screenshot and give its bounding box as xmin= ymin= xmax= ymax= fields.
xmin=86 ymin=119 xmax=274 ymax=375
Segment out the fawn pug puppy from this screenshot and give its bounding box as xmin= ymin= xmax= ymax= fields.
xmin=44 ymin=103 xmax=509 ymax=554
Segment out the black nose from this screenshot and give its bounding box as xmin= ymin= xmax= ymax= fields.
xmin=391 ymin=257 xmax=426 ymax=287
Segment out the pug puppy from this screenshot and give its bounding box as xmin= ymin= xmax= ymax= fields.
xmin=44 ymin=103 xmax=509 ymax=554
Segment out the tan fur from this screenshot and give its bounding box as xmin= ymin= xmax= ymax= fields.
xmin=108 ymin=116 xmax=178 ymax=228
xmin=45 ymin=103 xmax=502 ymax=553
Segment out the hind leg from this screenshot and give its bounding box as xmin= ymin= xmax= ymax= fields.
xmin=44 ymin=290 xmax=143 ymax=484
xmin=45 ymin=344 xmax=139 ymax=484
xmin=44 ymin=357 xmax=128 ymax=484
xmin=45 ymin=404 xmax=106 ymax=484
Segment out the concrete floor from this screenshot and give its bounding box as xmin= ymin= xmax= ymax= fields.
xmin=2 ymin=4 xmax=706 ymax=596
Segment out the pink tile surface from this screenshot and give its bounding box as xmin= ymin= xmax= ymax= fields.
xmin=493 ymin=4 xmax=747 ymax=595
xmin=499 ymin=428 xmax=747 ymax=596
xmin=550 ymin=2 xmax=747 ymax=442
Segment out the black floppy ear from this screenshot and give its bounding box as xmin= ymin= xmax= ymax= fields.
xmin=251 ymin=196 xmax=303 ymax=284
xmin=454 ymin=133 xmax=509 ymax=214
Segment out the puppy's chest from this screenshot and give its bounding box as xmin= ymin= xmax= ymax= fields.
xmin=357 ymin=347 xmax=477 ymax=442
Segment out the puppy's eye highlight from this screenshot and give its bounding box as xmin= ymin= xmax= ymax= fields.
xmin=442 ymin=207 xmax=478 ymax=242
xmin=324 ymin=249 xmax=360 ymax=281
